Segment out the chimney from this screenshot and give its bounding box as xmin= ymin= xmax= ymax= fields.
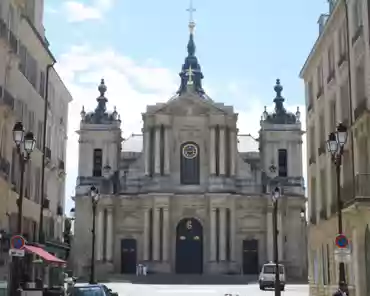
xmin=318 ymin=14 xmax=329 ymax=35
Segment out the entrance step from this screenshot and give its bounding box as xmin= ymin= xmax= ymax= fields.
xmin=103 ymin=274 xmax=258 ymax=285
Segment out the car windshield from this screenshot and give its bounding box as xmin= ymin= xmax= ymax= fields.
xmin=263 ymin=265 xmax=284 ymax=274
xmin=73 ymin=287 xmax=105 ymax=296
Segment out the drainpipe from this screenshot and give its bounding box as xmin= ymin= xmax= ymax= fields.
xmin=38 ymin=63 xmax=55 ymax=243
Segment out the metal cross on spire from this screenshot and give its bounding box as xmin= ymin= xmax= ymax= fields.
xmin=187 ymin=0 xmax=196 ymax=32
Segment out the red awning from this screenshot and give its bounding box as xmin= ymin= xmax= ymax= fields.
xmin=24 ymin=245 xmax=66 ymax=266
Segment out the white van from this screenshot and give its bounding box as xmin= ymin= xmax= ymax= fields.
xmin=259 ymin=262 xmax=286 ymax=291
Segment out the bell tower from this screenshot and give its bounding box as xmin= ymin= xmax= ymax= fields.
xmin=75 ymin=79 xmax=122 ymax=195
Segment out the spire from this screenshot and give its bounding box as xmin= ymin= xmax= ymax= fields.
xmin=273 ymin=79 xmax=285 ymax=113
xmin=177 ymin=0 xmax=205 ymax=96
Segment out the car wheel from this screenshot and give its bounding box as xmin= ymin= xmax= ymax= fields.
xmin=281 ymin=285 xmax=285 ymax=291
xmin=259 ymin=284 xmax=265 ymax=290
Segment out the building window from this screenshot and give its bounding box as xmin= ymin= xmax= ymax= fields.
xmin=93 ymin=149 xmax=103 ymax=177
xmin=149 ymin=127 xmax=155 ymax=176
xmin=215 ymin=126 xmax=220 ymax=176
xmin=226 ymin=208 xmax=231 ymax=261
xmin=327 ymin=44 xmax=335 ymax=80
xmin=307 ymin=80 xmax=313 ymax=109
xmin=355 ymin=64 xmax=365 ymax=106
xmin=338 ymin=24 xmax=347 ymax=57
xmin=180 ymin=142 xmax=200 ymax=185
xmin=278 ymin=149 xmax=287 ymax=177
xmin=353 ymin=0 xmax=363 ymax=29
xmin=216 ymin=208 xmax=220 ymax=262
xmin=160 ymin=125 xmax=165 ymax=175
xmin=39 ymin=71 xmax=45 ymax=98
xmin=316 ymin=64 xmax=323 ymax=97
xmin=340 ymin=81 xmax=350 ymax=123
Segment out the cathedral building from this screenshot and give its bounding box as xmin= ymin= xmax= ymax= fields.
xmin=72 ymin=18 xmax=307 ymax=279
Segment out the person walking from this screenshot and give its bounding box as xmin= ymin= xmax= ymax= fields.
xmin=333 ymin=281 xmax=349 ymax=296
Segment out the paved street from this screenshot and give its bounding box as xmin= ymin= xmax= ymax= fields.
xmin=104 ymin=283 xmax=309 ymax=296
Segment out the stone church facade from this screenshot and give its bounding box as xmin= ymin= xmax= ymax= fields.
xmin=72 ymin=21 xmax=307 ymax=279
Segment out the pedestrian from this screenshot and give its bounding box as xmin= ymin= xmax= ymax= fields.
xmin=333 ymin=281 xmax=349 ymax=296
xmin=143 ymin=264 xmax=147 ymax=276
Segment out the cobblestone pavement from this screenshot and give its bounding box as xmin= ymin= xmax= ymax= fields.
xmin=104 ymin=283 xmax=309 ymax=296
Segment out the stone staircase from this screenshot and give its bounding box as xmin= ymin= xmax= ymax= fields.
xmin=100 ymin=274 xmax=259 ymax=285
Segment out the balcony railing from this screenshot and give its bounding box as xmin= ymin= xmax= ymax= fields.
xmin=0 ymin=87 xmax=15 ymax=110
xmin=0 ymin=157 xmax=10 ymax=180
xmin=0 ymin=18 xmax=18 ymax=54
xmin=354 ymin=98 xmax=368 ymax=121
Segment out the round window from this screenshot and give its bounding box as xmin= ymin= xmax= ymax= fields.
xmin=182 ymin=144 xmax=198 ymax=159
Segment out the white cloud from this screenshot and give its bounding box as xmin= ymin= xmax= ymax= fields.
xmin=63 ymin=0 xmax=115 ymax=23
xmin=57 ymin=46 xmax=307 ymax=213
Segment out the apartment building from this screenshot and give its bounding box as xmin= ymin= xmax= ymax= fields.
xmin=0 ymin=0 xmax=72 ymax=271
xmin=300 ymin=0 xmax=370 ymax=295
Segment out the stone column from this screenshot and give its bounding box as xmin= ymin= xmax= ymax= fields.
xmin=96 ymin=209 xmax=104 ymax=261
xmin=219 ymin=207 xmax=226 ymax=261
xmin=144 ymin=129 xmax=150 ymax=175
xmin=153 ymin=207 xmax=160 ymax=260
xmin=143 ymin=208 xmax=150 ymax=260
xmin=266 ymin=210 xmax=273 ymax=262
xmin=154 ymin=127 xmax=161 ymax=175
xmin=164 ymin=127 xmax=170 ymax=175
xmin=230 ymin=129 xmax=236 ymax=176
xmin=106 ymin=208 xmax=113 ymax=261
xmin=278 ymin=211 xmax=283 ymax=261
xmin=209 ymin=127 xmax=216 ymax=175
xmin=210 ymin=208 xmax=217 ymax=261
xmin=219 ymin=127 xmax=226 ymax=175
xmin=162 ymin=207 xmax=169 ymax=261
xmin=230 ymin=205 xmax=236 ymax=261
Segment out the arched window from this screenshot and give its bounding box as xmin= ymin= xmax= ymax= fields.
xmin=180 ymin=142 xmax=200 ymax=185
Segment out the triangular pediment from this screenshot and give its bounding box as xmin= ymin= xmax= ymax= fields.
xmin=148 ymin=91 xmax=232 ymax=116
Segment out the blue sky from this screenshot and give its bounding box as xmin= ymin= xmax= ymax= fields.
xmin=44 ymin=0 xmax=328 ymax=213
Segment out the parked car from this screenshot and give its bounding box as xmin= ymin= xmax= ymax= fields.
xmin=258 ymin=262 xmax=286 ymax=291
xmin=67 ymin=283 xmax=118 ymax=296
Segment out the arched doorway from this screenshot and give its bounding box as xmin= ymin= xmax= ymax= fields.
xmin=365 ymin=226 xmax=370 ymax=296
xmin=175 ymin=218 xmax=203 ymax=274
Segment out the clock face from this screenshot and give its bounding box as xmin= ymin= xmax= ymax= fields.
xmin=182 ymin=143 xmax=198 ymax=159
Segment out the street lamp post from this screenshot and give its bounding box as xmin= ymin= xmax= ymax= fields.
xmin=89 ymin=185 xmax=100 ymax=285
xmin=326 ymin=122 xmax=348 ymax=289
xmin=272 ymin=186 xmax=281 ymax=296
xmin=12 ymin=122 xmax=36 ymax=234
xmin=11 ymin=121 xmax=36 ymax=296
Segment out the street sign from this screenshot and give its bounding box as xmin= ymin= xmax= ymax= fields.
xmin=10 ymin=235 xmax=25 ymax=250
xmin=335 ymin=234 xmax=349 ymax=249
xmin=9 ymin=249 xmax=25 ymax=257
xmin=334 ymin=248 xmax=351 ymax=263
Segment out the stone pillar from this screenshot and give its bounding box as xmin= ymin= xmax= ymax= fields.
xmin=143 ymin=208 xmax=150 ymax=260
xmin=266 ymin=210 xmax=273 ymax=262
xmin=278 ymin=211 xmax=283 ymax=261
xmin=164 ymin=127 xmax=170 ymax=175
xmin=210 ymin=208 xmax=217 ymax=261
xmin=154 ymin=127 xmax=161 ymax=175
xmin=219 ymin=127 xmax=226 ymax=175
xmin=144 ymin=129 xmax=150 ymax=176
xmin=230 ymin=129 xmax=236 ymax=176
xmin=219 ymin=207 xmax=226 ymax=261
xmin=162 ymin=207 xmax=169 ymax=261
xmin=153 ymin=207 xmax=160 ymax=260
xmin=209 ymin=127 xmax=216 ymax=175
xmin=96 ymin=209 xmax=104 ymax=261
xmin=106 ymin=208 xmax=113 ymax=261
xmin=230 ymin=204 xmax=236 ymax=261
